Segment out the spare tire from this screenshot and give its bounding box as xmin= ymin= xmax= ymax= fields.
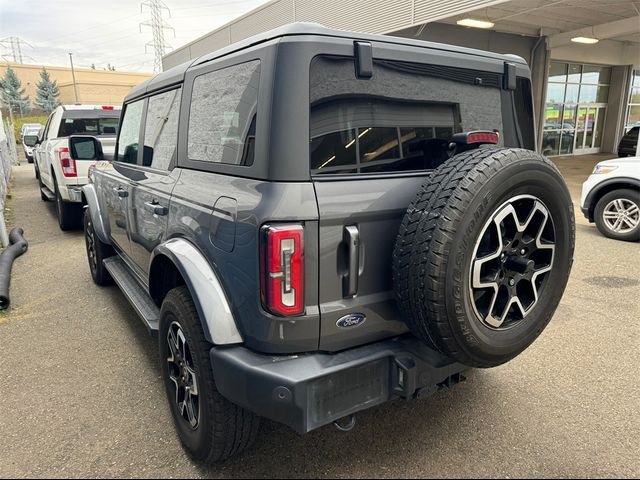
xmin=393 ymin=147 xmax=575 ymax=368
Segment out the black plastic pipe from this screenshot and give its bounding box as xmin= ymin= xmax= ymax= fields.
xmin=0 ymin=227 xmax=28 ymax=310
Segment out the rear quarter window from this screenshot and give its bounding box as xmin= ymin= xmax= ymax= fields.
xmin=310 ymin=55 xmax=507 ymax=175
xmin=187 ymin=60 xmax=260 ymax=166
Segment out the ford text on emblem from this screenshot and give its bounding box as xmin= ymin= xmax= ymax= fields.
xmin=336 ymin=313 xmax=366 ymax=328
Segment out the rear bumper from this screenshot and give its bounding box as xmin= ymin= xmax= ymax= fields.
xmin=60 ymin=184 xmax=84 ymax=202
xmin=210 ymin=334 xmax=466 ymax=434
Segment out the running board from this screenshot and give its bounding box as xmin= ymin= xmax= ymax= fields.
xmin=103 ymin=256 xmax=159 ymax=333
xmin=40 ymin=186 xmax=55 ymax=202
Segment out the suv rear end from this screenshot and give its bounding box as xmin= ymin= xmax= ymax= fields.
xmin=83 ymin=24 xmax=574 ymax=464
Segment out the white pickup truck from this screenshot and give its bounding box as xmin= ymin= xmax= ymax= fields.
xmin=35 ymin=105 xmax=121 ymax=230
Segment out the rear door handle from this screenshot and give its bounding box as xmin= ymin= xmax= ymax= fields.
xmin=343 ymin=225 xmax=360 ymax=297
xmin=145 ymin=201 xmax=168 ymax=216
xmin=114 ymin=187 xmax=128 ymax=198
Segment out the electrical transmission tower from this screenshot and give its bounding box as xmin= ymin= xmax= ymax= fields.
xmin=0 ymin=36 xmax=35 ymax=64
xmin=140 ymin=0 xmax=175 ymax=72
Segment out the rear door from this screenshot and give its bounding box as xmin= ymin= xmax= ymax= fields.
xmin=310 ymin=50 xmax=509 ymax=351
xmin=127 ymin=87 xmax=182 ymax=275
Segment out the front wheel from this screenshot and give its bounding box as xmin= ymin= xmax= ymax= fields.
xmin=84 ymin=209 xmax=114 ymax=285
xmin=159 ymin=287 xmax=260 ymax=464
xmin=594 ymin=189 xmax=640 ymax=242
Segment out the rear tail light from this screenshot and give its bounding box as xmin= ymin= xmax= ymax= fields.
xmin=455 ymin=130 xmax=499 ymax=145
xmin=261 ymin=224 xmax=304 ymax=316
xmin=58 ymin=147 xmax=77 ymax=177
xmin=101 ymin=105 xmax=115 ymax=110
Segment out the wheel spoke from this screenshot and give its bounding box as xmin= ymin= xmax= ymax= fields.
xmin=470 ymin=195 xmax=555 ymax=330
xmin=185 ymin=391 xmax=198 ymax=428
xmin=166 ymin=322 xmax=199 ymax=430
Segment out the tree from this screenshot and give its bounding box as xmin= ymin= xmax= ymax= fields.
xmin=0 ymin=66 xmax=30 ymax=115
xmin=34 ymin=67 xmax=60 ymax=112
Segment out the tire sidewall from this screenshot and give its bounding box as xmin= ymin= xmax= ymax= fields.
xmin=594 ymin=189 xmax=640 ymax=242
xmin=446 ymin=157 xmax=574 ymax=365
xmin=159 ymin=296 xmax=212 ymax=460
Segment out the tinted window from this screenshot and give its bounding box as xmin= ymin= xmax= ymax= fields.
xmin=57 ymin=117 xmax=120 ymax=137
xmin=142 ymin=88 xmax=181 ymax=170
xmin=310 ymin=56 xmax=505 ymax=175
xmin=188 ymin=60 xmax=260 ymax=166
xmin=117 ymin=100 xmax=144 ymax=164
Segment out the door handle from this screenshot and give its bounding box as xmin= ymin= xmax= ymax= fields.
xmin=145 ymin=201 xmax=168 ymax=216
xmin=114 ymin=187 xmax=128 ymax=198
xmin=343 ymin=225 xmax=360 ymax=298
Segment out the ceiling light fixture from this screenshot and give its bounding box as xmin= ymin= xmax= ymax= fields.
xmin=571 ymin=36 xmax=599 ymax=44
xmin=456 ymin=18 xmax=495 ymax=29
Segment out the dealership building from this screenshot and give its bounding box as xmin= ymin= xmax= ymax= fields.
xmin=163 ymin=0 xmax=640 ymax=157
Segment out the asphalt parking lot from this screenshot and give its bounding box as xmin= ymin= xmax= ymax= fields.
xmin=0 ymin=154 xmax=638 ymax=478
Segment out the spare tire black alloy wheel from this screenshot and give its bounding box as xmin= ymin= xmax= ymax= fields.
xmin=393 ymin=148 xmax=575 ymax=368
xmin=470 ymin=195 xmax=555 ymax=329
xmin=167 ymin=321 xmax=200 ymax=430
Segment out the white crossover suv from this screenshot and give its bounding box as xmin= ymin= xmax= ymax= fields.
xmin=581 ymin=157 xmax=640 ymax=242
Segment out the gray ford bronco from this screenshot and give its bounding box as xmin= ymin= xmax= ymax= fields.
xmin=78 ymin=23 xmax=575 ymax=463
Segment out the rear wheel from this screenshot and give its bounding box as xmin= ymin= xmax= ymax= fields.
xmin=394 ymin=148 xmax=575 ymax=368
xmin=160 ymin=287 xmax=260 ymax=464
xmin=54 ymin=179 xmax=81 ymax=231
xmin=594 ymin=189 xmax=640 ymax=242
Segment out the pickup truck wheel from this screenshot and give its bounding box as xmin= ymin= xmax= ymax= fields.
xmin=55 ymin=181 xmax=80 ymax=231
xmin=594 ymin=189 xmax=640 ymax=242
xmin=394 ymin=148 xmax=575 ymax=368
xmin=159 ymin=286 xmax=260 ymax=464
xmin=83 ymin=209 xmax=113 ymax=285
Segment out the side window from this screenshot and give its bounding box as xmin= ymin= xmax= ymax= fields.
xmin=142 ymin=88 xmax=181 ymax=170
xmin=188 ymin=60 xmax=260 ymax=166
xmin=117 ymin=100 xmax=144 ymax=164
xmin=310 ymin=56 xmax=505 ymax=175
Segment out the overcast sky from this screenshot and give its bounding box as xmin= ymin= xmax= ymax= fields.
xmin=0 ymin=0 xmax=269 ymax=72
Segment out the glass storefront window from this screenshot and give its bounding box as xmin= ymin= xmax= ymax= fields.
xmin=546 ymin=83 xmax=566 ymax=103
xmin=568 ymin=64 xmax=582 ymax=83
xmin=582 ymin=65 xmax=611 ymax=85
xmin=565 ymin=84 xmax=579 ymax=103
xmin=549 ymin=62 xmax=567 ymax=83
xmin=546 ymin=62 xmax=611 ymax=155
xmin=560 ymin=130 xmax=575 ymax=154
xmin=626 ymin=71 xmax=640 ymax=131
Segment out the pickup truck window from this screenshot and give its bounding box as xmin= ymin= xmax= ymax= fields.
xmin=57 ymin=117 xmax=119 ymax=137
xmin=117 ymin=100 xmax=144 ymax=164
xmin=143 ymin=87 xmax=181 ymax=170
xmin=309 ymin=55 xmax=505 ymax=175
xmin=187 ymin=60 xmax=260 ymax=166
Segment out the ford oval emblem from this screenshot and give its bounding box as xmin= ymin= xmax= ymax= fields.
xmin=336 ymin=313 xmax=366 ymax=328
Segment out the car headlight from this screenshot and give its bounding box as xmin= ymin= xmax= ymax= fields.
xmin=592 ymin=165 xmax=618 ymax=174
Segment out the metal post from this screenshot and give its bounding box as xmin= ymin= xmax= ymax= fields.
xmin=68 ymin=52 xmax=79 ymax=104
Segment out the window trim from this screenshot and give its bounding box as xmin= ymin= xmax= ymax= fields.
xmin=177 ymin=45 xmax=272 ymax=177
xmin=182 ymin=58 xmax=261 ymax=171
xmin=115 ymin=84 xmax=183 ymax=172
xmin=309 ymin=54 xmax=499 ymax=178
xmin=141 ymin=86 xmax=183 ymax=172
xmin=114 ymin=97 xmax=147 ymax=167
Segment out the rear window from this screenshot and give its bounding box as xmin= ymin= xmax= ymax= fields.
xmin=310 ymin=56 xmax=508 ymax=175
xmin=187 ymin=60 xmax=260 ymax=166
xmin=58 ymin=116 xmax=119 ymax=137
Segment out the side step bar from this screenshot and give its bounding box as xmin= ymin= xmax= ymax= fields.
xmin=103 ymin=256 xmax=159 ymax=333
xmin=40 ymin=186 xmax=55 ymax=202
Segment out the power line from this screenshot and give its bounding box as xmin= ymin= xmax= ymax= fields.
xmin=140 ymin=0 xmax=175 ymax=73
